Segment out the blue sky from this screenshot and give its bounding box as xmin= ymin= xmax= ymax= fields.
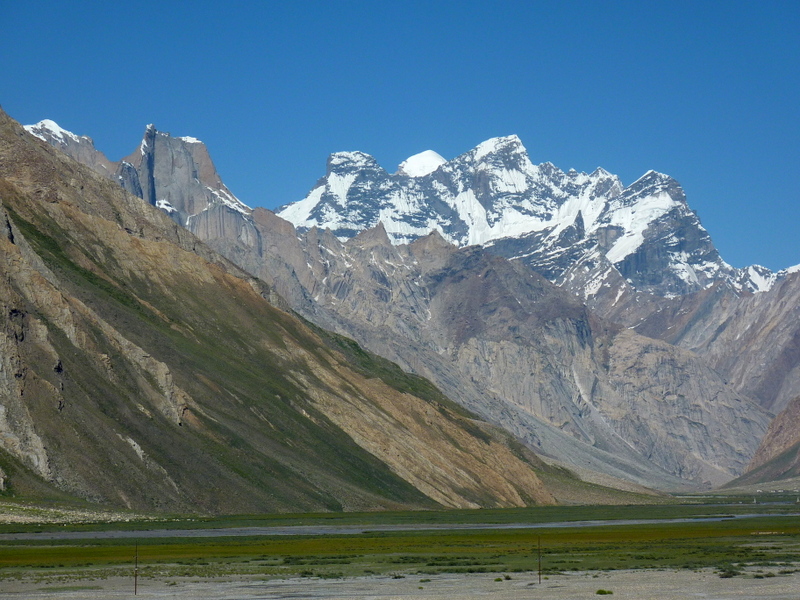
xmin=2 ymin=1 xmax=798 ymax=270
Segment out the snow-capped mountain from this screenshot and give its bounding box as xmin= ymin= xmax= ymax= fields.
xmin=397 ymin=149 xmax=447 ymax=177
xmin=277 ymin=135 xmax=778 ymax=299
xmin=25 ymin=119 xmax=117 ymax=175
xmin=27 ymin=120 xmax=787 ymax=299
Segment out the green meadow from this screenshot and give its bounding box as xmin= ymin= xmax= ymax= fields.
xmin=1 ymin=504 xmax=798 ymax=584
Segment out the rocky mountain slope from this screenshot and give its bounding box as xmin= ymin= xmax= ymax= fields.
xmin=273 ymin=138 xmax=800 ymax=419
xmin=222 ymin=218 xmax=773 ymax=489
xmin=727 ymin=396 xmax=800 ymax=486
xmin=24 ymin=118 xmax=793 ymax=491
xmin=630 ymin=271 xmax=800 ymax=415
xmin=3 ymin=109 xmax=570 ymax=512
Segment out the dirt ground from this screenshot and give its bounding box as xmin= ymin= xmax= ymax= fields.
xmin=4 ymin=569 xmax=800 ymax=599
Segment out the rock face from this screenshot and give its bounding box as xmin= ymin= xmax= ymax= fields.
xmin=630 ymin=271 xmax=800 ymax=415
xmin=5 ymin=109 xmax=562 ymax=512
xmin=214 ymin=217 xmax=770 ymax=490
xmin=728 ymin=396 xmax=800 ymax=485
xmin=120 ymin=126 xmax=251 ymax=226
xmin=748 ymin=396 xmax=800 ymax=472
xmin=24 ymin=120 xmax=257 ymax=244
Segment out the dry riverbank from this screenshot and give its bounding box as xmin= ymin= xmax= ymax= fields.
xmin=4 ymin=568 xmax=800 ymax=599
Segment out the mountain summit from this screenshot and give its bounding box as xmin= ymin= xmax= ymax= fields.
xmin=276 ymin=136 xmax=776 ymax=299
xmin=397 ymin=149 xmax=446 ymax=177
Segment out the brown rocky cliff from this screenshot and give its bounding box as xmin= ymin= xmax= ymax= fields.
xmin=629 ymin=272 xmax=800 ymax=415
xmin=747 ymin=396 xmax=800 ymax=473
xmin=238 ymin=216 xmax=770 ymax=490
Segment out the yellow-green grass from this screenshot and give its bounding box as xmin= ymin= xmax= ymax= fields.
xmin=1 ymin=513 xmax=798 ymax=583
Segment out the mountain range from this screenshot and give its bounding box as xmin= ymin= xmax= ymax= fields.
xmin=13 ymin=115 xmax=800 ymax=508
xmin=2 ymin=111 xmax=579 ymax=512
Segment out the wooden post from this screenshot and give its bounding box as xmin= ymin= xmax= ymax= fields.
xmin=134 ymin=542 xmax=138 ymax=595
xmin=538 ymin=536 xmax=542 ymax=584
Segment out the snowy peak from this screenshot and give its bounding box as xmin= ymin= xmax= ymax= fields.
xmin=397 ymin=150 xmax=446 ymax=177
xmin=471 ymin=134 xmax=526 ymax=162
xmin=24 ymin=119 xmax=80 ymax=145
xmin=24 ymin=119 xmax=116 ymax=176
xmin=734 ymin=263 xmax=800 ymax=294
xmin=327 ymin=151 xmax=380 ymax=173
xmin=738 ymin=265 xmax=777 ymax=293
xmin=627 ymin=170 xmax=680 ymax=196
xmin=591 ymin=167 xmax=612 ymax=178
xmin=277 ymin=134 xmax=750 ymax=299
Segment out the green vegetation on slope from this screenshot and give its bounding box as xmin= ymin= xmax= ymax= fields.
xmin=4 ymin=204 xmax=436 ymax=513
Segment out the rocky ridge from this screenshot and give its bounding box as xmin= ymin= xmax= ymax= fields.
xmin=253 ymin=220 xmax=774 ymax=488
xmin=748 ymin=396 xmax=800 ymax=473
xmin=727 ymin=396 xmax=800 ymax=486
xmin=628 ymin=270 xmax=800 ymax=415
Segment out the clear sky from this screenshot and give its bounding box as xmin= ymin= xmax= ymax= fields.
xmin=2 ymin=1 xmax=798 ymax=270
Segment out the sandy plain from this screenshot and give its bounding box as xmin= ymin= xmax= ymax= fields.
xmin=4 ymin=569 xmax=800 ymax=599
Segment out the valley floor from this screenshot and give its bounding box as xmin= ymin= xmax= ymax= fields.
xmin=4 ymin=569 xmax=800 ymax=599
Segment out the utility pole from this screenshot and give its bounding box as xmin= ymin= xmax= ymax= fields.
xmin=134 ymin=542 xmax=138 ymax=595
xmin=538 ymin=536 xmax=542 ymax=584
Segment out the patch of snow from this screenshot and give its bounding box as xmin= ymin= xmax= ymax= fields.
xmin=397 ymin=150 xmax=446 ymax=177
xmin=24 ymin=119 xmax=80 ymax=144
xmin=670 ymin=256 xmax=701 ymax=286
xmin=156 ymin=199 xmax=177 ymax=214
xmin=206 ymin=186 xmax=251 ymax=214
xmin=178 ymin=136 xmax=202 ymax=144
xmin=604 ymin=191 xmax=679 ymax=264
xmin=379 ymin=211 xmax=449 ymax=245
xmin=278 ymin=186 xmax=324 ymax=227
xmin=326 ymin=172 xmax=358 ymax=207
xmin=779 ymin=263 xmax=800 ymax=276
xmin=583 ymin=272 xmax=606 ymax=298
xmin=745 ymin=265 xmax=777 ymax=293
xmin=489 ymin=168 xmax=529 ymax=194
xmin=451 ymin=189 xmax=491 ymax=245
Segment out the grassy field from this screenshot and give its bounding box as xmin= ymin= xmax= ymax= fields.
xmin=1 ymin=504 xmax=798 ymax=586
xmin=2 ymin=496 xmax=799 ymax=532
